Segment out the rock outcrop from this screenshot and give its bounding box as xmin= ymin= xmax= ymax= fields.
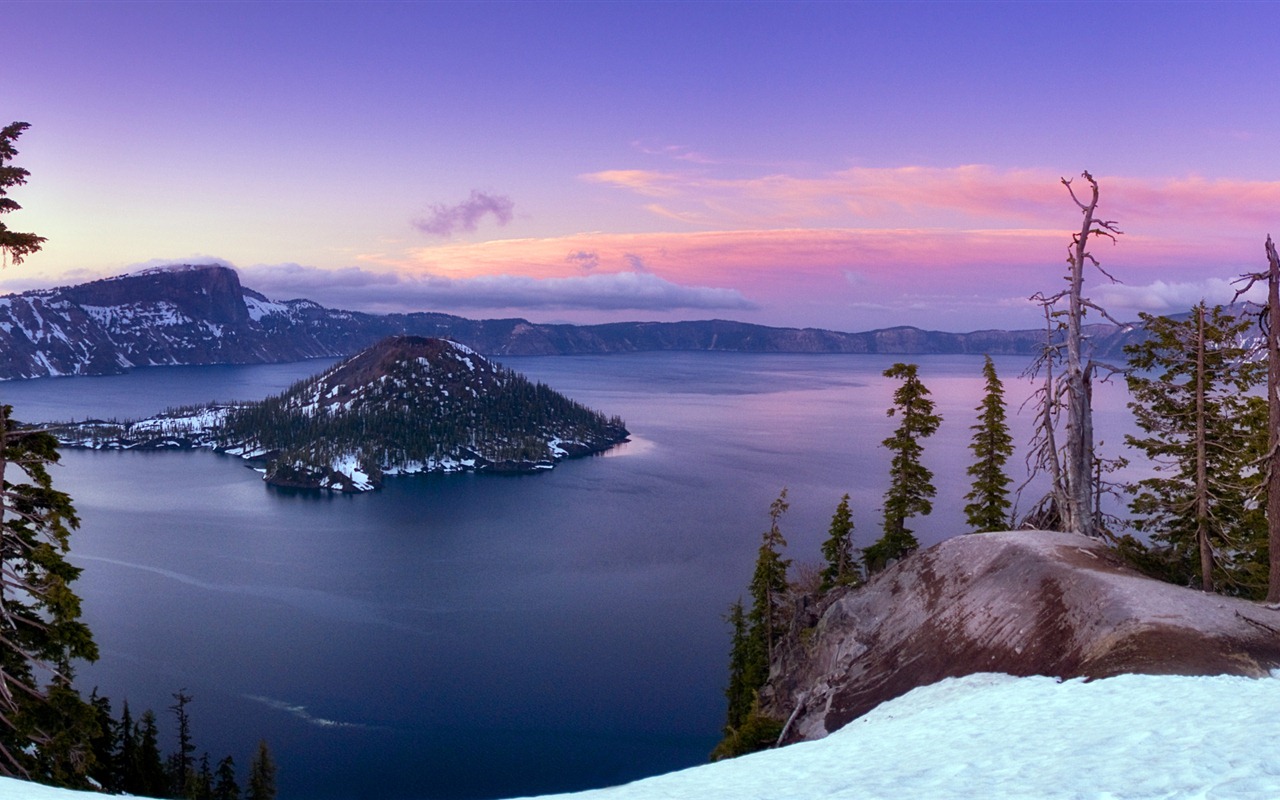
xmin=0 ymin=264 xmax=1142 ymax=379
xmin=764 ymin=530 xmax=1280 ymax=743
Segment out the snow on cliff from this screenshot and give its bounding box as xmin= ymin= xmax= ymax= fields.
xmin=2 ymin=671 xmax=1277 ymax=799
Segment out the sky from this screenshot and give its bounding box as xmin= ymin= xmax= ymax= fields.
xmin=6 ymin=1 xmax=1280 ymax=332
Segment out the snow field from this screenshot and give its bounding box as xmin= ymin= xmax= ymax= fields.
xmin=520 ymin=672 xmax=1280 ymax=800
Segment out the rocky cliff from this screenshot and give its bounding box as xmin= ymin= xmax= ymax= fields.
xmin=0 ymin=264 xmax=1141 ymax=379
xmin=763 ymin=530 xmax=1280 ymax=743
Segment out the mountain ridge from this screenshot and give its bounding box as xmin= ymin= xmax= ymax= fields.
xmin=0 ymin=264 xmax=1140 ymax=380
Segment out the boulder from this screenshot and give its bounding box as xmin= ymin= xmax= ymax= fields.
xmin=765 ymin=530 xmax=1280 ymax=743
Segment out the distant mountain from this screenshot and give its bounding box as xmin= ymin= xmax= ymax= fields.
xmin=50 ymin=336 xmax=629 ymax=492
xmin=0 ymin=264 xmax=1141 ymax=380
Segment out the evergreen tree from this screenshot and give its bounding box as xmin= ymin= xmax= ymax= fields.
xmin=169 ymin=689 xmax=196 ymax=797
xmin=721 ymin=599 xmax=751 ymax=732
xmin=0 ymin=121 xmax=47 ymax=266
xmin=193 ymin=753 xmax=214 ymax=800
xmin=746 ymin=489 xmax=791 ymax=681
xmin=213 ymin=755 xmax=240 ymax=800
xmin=136 ymin=710 xmax=167 ymax=798
xmin=0 ymin=404 xmax=98 ymax=779
xmin=87 ymin=690 xmax=118 ymax=792
xmin=1124 ymin=304 xmax=1267 ymax=595
xmin=117 ymin=702 xmax=140 ymax=795
xmin=819 ymin=494 xmax=859 ymax=590
xmin=964 ymin=356 xmax=1015 ymax=532
xmin=246 ymin=740 xmax=277 ymax=800
xmin=864 ymin=364 xmax=942 ymax=572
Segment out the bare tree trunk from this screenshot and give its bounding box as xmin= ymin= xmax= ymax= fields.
xmin=1062 ymin=175 xmax=1101 ymax=537
xmin=1266 ymin=237 xmax=1280 ymax=603
xmin=1194 ymin=305 xmax=1213 ymax=592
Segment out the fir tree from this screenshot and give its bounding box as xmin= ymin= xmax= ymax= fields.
xmin=117 ymin=702 xmax=140 ymax=795
xmin=0 ymin=404 xmax=98 ymax=779
xmin=1124 ymin=304 xmax=1266 ymax=595
xmin=746 ymin=489 xmax=791 ymax=679
xmin=169 ymin=689 xmax=196 ymax=797
xmin=0 ymin=122 xmax=47 ymax=266
xmin=193 ymin=753 xmax=214 ymax=800
xmin=136 ymin=710 xmax=167 ymax=798
xmin=864 ymin=364 xmax=941 ymax=573
xmin=212 ymin=752 xmax=240 ymax=798
xmin=819 ymin=494 xmax=859 ymax=590
xmin=721 ymin=599 xmax=751 ymax=732
xmin=964 ymin=356 xmax=1015 ymax=532
xmin=213 ymin=755 xmax=240 ymax=800
xmin=246 ymin=740 xmax=277 ymax=800
xmin=87 ymin=691 xmax=118 ymax=792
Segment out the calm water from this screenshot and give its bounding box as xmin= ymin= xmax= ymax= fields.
xmin=0 ymin=354 xmax=1137 ymax=799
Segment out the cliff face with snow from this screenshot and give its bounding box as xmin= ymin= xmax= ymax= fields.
xmin=0 ymin=265 xmax=1143 ymax=379
xmin=51 ymin=336 xmax=629 ymax=492
xmin=763 ymin=530 xmax=1280 ymax=744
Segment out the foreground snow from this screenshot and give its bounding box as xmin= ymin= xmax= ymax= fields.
xmin=2 ymin=672 xmax=1277 ymax=799
xmin=522 ymin=672 xmax=1280 ymax=800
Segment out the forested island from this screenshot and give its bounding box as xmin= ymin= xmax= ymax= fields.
xmin=49 ymin=336 xmax=629 ymax=492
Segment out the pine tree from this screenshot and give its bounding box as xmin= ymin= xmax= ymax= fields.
xmin=136 ymin=710 xmax=167 ymax=798
xmin=746 ymin=489 xmax=791 ymax=679
xmin=246 ymin=740 xmax=277 ymax=800
xmin=193 ymin=753 xmax=214 ymax=800
xmin=964 ymin=356 xmax=1015 ymax=532
xmin=213 ymin=755 xmax=240 ymax=800
xmin=721 ymin=599 xmax=751 ymax=732
xmin=87 ymin=691 xmax=118 ymax=792
xmin=0 ymin=122 xmax=47 ymax=267
xmin=169 ymin=689 xmax=196 ymax=797
xmin=1124 ymin=304 xmax=1267 ymax=595
xmin=0 ymin=405 xmax=98 ymax=779
xmin=864 ymin=364 xmax=941 ymax=573
xmin=117 ymin=702 xmax=140 ymax=795
xmin=819 ymin=494 xmax=859 ymax=590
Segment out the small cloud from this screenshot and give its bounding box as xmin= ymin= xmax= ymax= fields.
xmin=566 ymin=250 xmax=599 ymax=272
xmin=623 ymin=253 xmax=649 ymax=273
xmin=843 ymin=270 xmax=868 ymax=286
xmin=631 ymin=140 xmax=717 ymax=164
xmin=413 ymin=191 xmax=514 ymax=238
xmin=126 ymin=255 xmax=236 ymax=271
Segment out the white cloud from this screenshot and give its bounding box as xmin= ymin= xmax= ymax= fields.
xmin=239 ymin=263 xmax=756 ymax=314
xmin=1092 ymin=277 xmax=1261 ymax=314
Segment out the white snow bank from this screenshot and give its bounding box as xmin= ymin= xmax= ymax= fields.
xmin=518 ymin=672 xmax=1280 ymax=800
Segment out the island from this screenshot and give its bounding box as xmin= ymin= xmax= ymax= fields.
xmin=49 ymin=336 xmax=630 ymax=492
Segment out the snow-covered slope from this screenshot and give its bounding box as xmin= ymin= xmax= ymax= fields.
xmin=3 ymin=671 xmax=1277 ymax=799
xmin=522 ymin=671 xmax=1280 ymax=800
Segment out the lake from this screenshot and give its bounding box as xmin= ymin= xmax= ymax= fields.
xmin=0 ymin=353 xmax=1138 ymax=799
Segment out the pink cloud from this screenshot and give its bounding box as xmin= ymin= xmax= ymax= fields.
xmin=581 ymin=164 xmax=1280 ymax=242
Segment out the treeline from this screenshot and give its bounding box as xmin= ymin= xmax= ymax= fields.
xmin=713 ymin=355 xmax=1010 ymax=759
xmin=84 ymin=690 xmax=276 ymax=800
xmin=717 ymin=304 xmax=1280 ymax=757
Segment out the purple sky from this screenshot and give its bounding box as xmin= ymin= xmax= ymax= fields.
xmin=5 ymin=1 xmax=1280 ymax=331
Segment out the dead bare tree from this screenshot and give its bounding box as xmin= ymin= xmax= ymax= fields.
xmin=1233 ymin=235 xmax=1280 ymax=603
xmin=1024 ymin=172 xmax=1123 ymax=537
